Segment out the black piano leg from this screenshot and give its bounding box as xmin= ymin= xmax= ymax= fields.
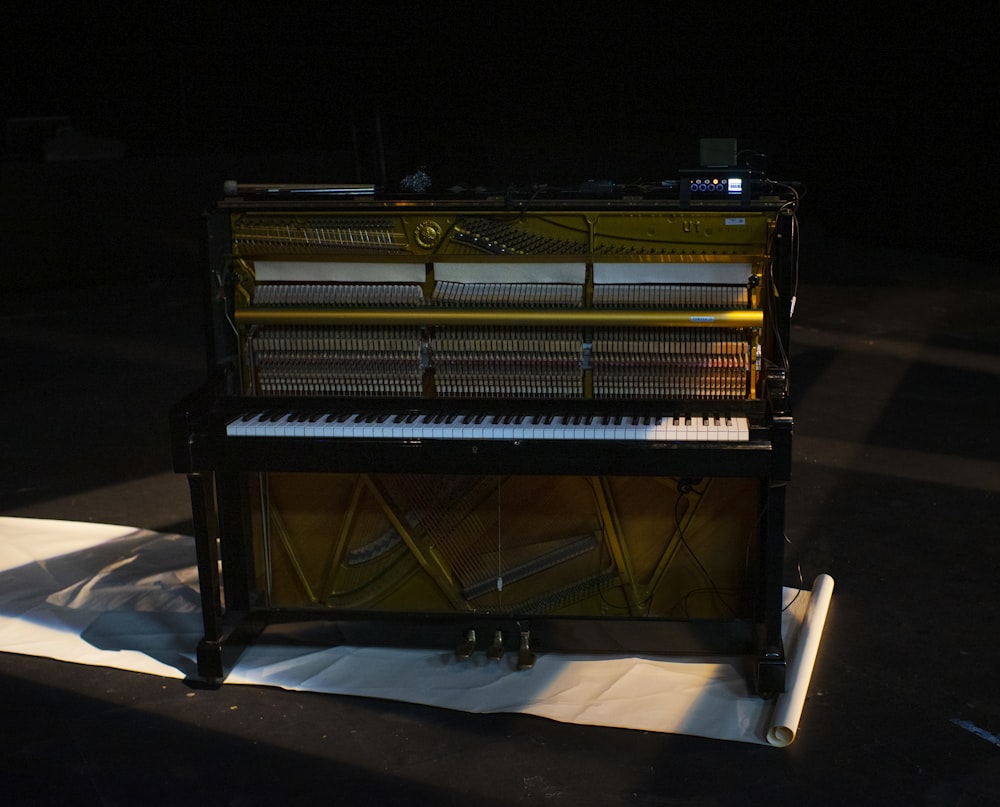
xmin=751 ymin=479 xmax=788 ymax=697
xmin=188 ymin=472 xmax=225 ymax=686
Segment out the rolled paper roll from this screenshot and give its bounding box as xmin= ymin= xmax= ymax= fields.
xmin=767 ymin=574 xmax=835 ymax=747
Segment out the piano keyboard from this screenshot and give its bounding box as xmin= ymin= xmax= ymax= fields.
xmin=227 ymin=411 xmax=750 ymax=442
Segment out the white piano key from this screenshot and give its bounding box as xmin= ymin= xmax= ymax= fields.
xmin=723 ymin=416 xmax=738 ymax=441
xmin=705 ymin=416 xmax=723 ymax=442
xmin=736 ymin=416 xmax=750 ymax=441
xmin=262 ymin=414 xmax=285 ymax=438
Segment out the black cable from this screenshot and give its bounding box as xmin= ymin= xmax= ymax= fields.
xmin=782 ymin=533 xmax=804 ymax=612
xmin=672 ymin=481 xmax=740 ymax=618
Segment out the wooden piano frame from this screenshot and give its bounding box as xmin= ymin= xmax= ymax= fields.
xmin=171 ymin=186 xmax=799 ymax=697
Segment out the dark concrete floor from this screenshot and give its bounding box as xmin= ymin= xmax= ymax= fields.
xmin=2 ymin=158 xmax=999 ymax=805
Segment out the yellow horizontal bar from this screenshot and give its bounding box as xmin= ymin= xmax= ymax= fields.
xmin=234 ymin=308 xmax=763 ymax=327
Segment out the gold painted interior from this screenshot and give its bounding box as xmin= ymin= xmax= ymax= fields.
xmin=250 ymin=473 xmax=760 ymax=619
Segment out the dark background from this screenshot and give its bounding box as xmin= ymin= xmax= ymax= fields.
xmin=4 ymin=2 xmax=997 ymax=262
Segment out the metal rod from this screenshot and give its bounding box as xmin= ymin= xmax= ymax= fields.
xmin=223 ymin=181 xmax=375 ymax=196
xmin=233 ymin=308 xmax=764 ymax=327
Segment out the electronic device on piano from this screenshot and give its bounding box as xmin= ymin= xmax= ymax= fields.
xmin=171 ymin=171 xmax=801 ymax=694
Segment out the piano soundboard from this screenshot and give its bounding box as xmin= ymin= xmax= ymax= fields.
xmin=172 ymin=177 xmax=801 ymax=694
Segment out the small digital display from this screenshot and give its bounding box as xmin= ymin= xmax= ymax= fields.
xmin=727 ymin=177 xmax=743 ymax=195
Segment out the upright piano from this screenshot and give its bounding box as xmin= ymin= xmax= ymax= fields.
xmin=171 ymin=175 xmax=801 ymax=694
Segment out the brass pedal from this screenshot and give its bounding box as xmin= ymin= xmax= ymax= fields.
xmin=486 ymin=629 xmax=504 ymax=662
xmin=456 ymin=629 xmax=476 ymax=659
xmin=516 ymin=630 xmax=536 ymax=670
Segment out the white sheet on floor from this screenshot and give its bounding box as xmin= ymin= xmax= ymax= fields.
xmin=0 ymin=516 xmax=833 ymax=746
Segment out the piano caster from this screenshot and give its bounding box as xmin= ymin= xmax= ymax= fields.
xmin=516 ymin=630 xmax=536 ymax=670
xmin=456 ymin=629 xmax=477 ymax=660
xmin=195 ymin=639 xmax=225 ymax=688
xmin=754 ymin=649 xmax=787 ymax=699
xmin=486 ymin=629 xmax=505 ymax=662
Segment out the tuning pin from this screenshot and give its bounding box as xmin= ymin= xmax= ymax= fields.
xmin=486 ymin=629 xmax=504 ymax=662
